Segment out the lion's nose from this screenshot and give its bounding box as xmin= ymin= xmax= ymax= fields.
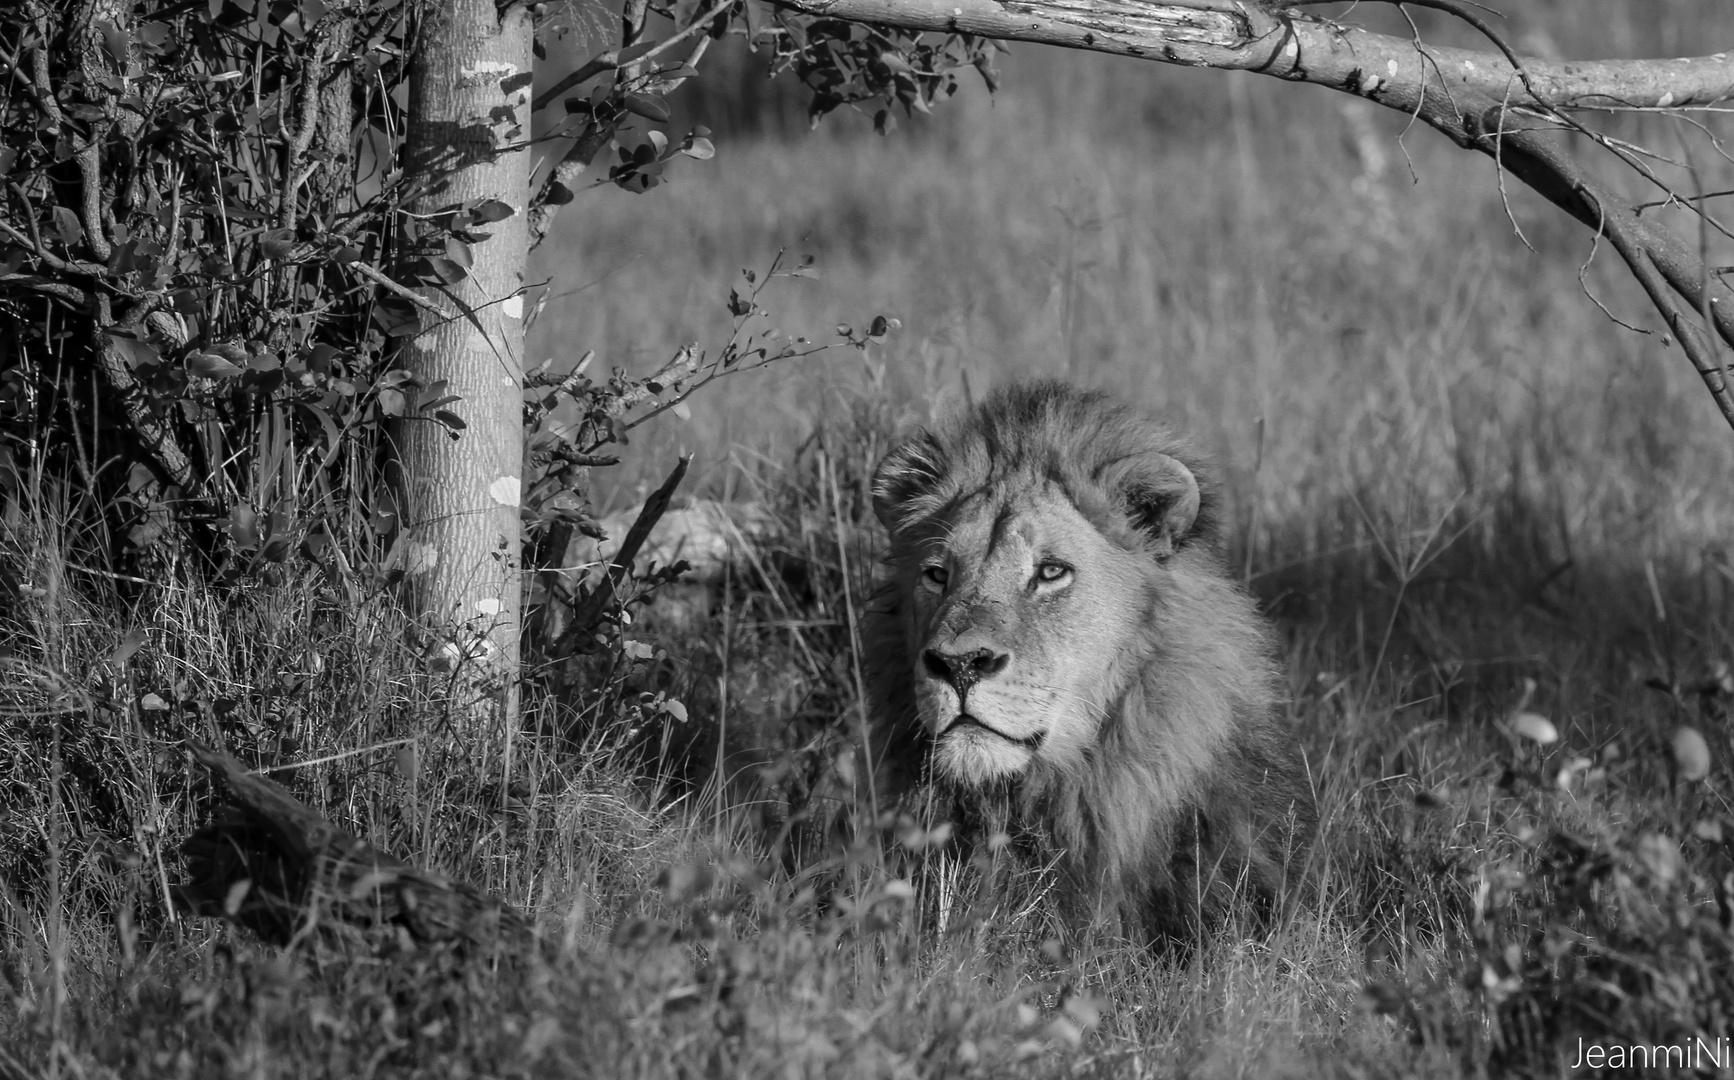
xmin=922 ymin=646 xmax=1010 ymax=693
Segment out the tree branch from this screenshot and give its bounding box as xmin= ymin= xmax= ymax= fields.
xmin=94 ymin=294 xmax=199 ymax=492
xmin=557 ymin=455 xmax=690 ymax=647
xmin=770 ymin=0 xmax=1734 ymax=429
xmin=776 ymin=0 xmax=1734 ymax=108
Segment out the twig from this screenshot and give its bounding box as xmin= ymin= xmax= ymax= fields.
xmin=344 ymin=259 xmax=456 ymax=319
xmin=0 ymin=217 xmax=109 ymax=278
xmin=253 ymin=737 xmax=417 ymax=775
xmin=560 ymin=455 xmax=691 ymax=644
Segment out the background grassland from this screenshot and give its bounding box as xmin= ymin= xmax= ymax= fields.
xmin=5 ymin=3 xmax=1734 ymax=1077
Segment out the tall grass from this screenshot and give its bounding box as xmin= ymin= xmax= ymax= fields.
xmin=6 ymin=5 xmax=1734 ymax=1076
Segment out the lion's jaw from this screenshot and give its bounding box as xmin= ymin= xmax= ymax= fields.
xmin=907 ymin=489 xmax=1155 ymax=788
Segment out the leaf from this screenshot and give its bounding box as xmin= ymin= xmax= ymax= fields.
xmin=618 ymin=40 xmax=660 ymax=64
xmin=380 ymin=307 xmax=423 ymax=338
xmin=96 ymin=20 xmax=131 ymax=68
xmin=133 ymin=21 xmax=174 ymax=56
xmin=499 ymin=71 xmax=534 ymax=96
xmin=680 ymin=137 xmax=715 ymax=160
xmin=416 ymin=256 xmax=467 ymax=285
xmin=377 ymin=387 xmax=407 ymax=416
xmin=1673 ymin=725 xmax=1711 ymax=781
xmin=300 ymin=529 xmax=330 ymax=561
xmin=112 ymin=628 xmax=149 ymax=665
xmin=187 ymin=352 xmax=243 ymax=379
xmin=226 ymin=503 xmax=260 ymax=548
xmin=52 ymin=206 xmax=83 ymax=247
xmin=260 ymin=230 xmax=298 ymax=260
xmin=468 ymin=199 xmax=516 ymax=224
xmin=443 ymin=236 xmax=473 ymax=270
xmin=623 ymin=93 xmax=671 ymax=123
xmin=1509 ymin=712 xmax=1557 ymax=745
xmin=208 ymin=342 xmax=248 ymax=363
xmin=261 ymin=533 xmax=292 ymax=563
xmin=105 ymin=333 xmax=159 ymax=370
xmin=432 ymin=409 xmax=466 ymax=432
xmin=297 ymin=401 xmax=342 ymax=458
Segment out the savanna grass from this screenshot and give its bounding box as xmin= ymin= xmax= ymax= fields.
xmin=6 ymin=2 xmax=1734 ymax=1075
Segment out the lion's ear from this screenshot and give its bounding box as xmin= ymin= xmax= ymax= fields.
xmin=1119 ymin=453 xmax=1201 ymax=559
xmin=872 ymin=430 xmax=946 ymax=533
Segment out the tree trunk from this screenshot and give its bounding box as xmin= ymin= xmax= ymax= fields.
xmin=397 ymin=0 xmax=534 ymax=733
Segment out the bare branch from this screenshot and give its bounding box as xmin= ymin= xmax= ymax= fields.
xmin=773 ymin=0 xmax=1734 ymax=109
xmin=769 ymin=0 xmax=1734 ymax=429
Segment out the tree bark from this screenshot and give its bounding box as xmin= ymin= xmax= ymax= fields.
xmin=772 ymin=0 xmax=1734 ymax=428
xmin=397 ymin=0 xmax=534 ymax=730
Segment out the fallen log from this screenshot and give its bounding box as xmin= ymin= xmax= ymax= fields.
xmin=177 ymin=741 xmax=528 ymax=949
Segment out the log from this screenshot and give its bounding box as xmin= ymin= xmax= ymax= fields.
xmin=177 ymin=741 xmax=528 ymax=949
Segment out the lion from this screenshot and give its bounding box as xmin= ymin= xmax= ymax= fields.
xmin=863 ymin=381 xmax=1316 ymax=948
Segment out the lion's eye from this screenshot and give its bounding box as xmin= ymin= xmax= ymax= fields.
xmin=1035 ymin=561 xmax=1072 ymax=585
xmin=923 ymin=565 xmax=949 ymax=587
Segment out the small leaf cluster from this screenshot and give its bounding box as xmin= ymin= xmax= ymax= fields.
xmin=765 ymin=17 xmax=1006 ymax=133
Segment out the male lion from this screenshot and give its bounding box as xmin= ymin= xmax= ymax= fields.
xmin=864 ymin=381 xmax=1315 ymax=948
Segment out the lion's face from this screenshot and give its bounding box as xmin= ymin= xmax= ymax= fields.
xmin=903 ymin=487 xmax=1159 ymax=786
xmin=872 ymin=384 xmax=1210 ymax=789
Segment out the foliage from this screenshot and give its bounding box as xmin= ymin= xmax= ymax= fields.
xmin=0 ymin=0 xmax=972 ymax=624
xmin=768 ymin=17 xmax=1005 ymax=133
xmin=1371 ymin=708 xmax=1734 ymax=1075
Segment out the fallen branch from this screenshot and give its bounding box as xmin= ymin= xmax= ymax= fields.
xmin=177 ymin=741 xmax=528 ymax=949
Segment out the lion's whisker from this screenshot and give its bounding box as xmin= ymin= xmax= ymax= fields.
xmin=1026 ymin=683 xmax=1112 ymax=722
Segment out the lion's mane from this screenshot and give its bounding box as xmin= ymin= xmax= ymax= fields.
xmin=863 ymin=381 xmax=1315 ymax=945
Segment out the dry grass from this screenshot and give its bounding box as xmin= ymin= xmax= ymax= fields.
xmin=5 ymin=4 xmax=1734 ymax=1077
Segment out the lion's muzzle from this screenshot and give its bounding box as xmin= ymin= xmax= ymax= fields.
xmin=941 ymin=712 xmax=1043 ymax=749
xmin=922 ymin=644 xmax=1010 ymax=695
